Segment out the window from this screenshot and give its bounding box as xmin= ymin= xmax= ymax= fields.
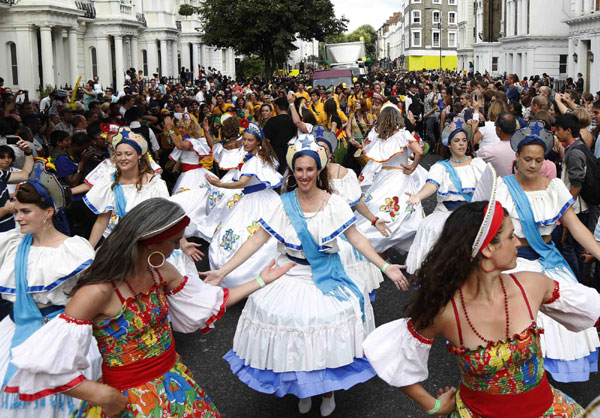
xmin=411 ymin=0 xmax=421 ymax=3
xmin=90 ymin=47 xmax=97 ymax=78
xmin=412 ymin=30 xmax=422 ymax=47
xmin=448 ymin=31 xmax=457 ymax=47
xmin=492 ymin=57 xmax=498 ymax=71
xmin=412 ymin=10 xmax=421 ymax=24
xmin=142 ymin=49 xmax=148 ymax=76
xmin=449 ymin=0 xmax=457 ymax=4
xmin=559 ymin=54 xmax=567 ymax=74
xmin=432 ymin=30 xmax=440 ymax=47
xmin=448 ymin=11 xmax=457 ymax=24
xmin=432 ymin=0 xmax=441 ymax=3
xmin=222 ymin=49 xmax=227 ymax=71
xmin=8 ymin=42 xmax=17 ymax=85
xmin=596 ymin=0 xmax=600 ymax=11
xmin=432 ymin=10 xmax=441 ymax=24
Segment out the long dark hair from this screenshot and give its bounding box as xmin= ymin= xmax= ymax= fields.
xmin=405 ymin=201 xmax=507 ymax=330
xmin=70 ymin=198 xmax=185 ymax=294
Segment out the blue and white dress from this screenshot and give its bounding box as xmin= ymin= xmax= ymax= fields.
xmin=224 ymin=193 xmax=375 ymax=398
xmin=355 ymin=129 xmax=427 ymax=253
xmin=499 ymin=176 xmax=600 ymax=383
xmin=169 ymin=135 xmax=213 ymax=195
xmin=330 ymin=169 xmax=384 ymax=297
xmin=0 ymin=230 xmax=101 ymax=418
xmin=208 ymin=154 xmax=282 ymax=288
xmin=196 ymin=141 xmax=247 ymax=242
xmin=406 ymin=157 xmax=487 ymax=274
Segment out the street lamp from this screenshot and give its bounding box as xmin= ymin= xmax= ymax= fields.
xmin=424 ymin=7 xmax=443 ymax=72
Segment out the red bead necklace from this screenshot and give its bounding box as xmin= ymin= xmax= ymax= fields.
xmin=125 ymin=266 xmax=158 ymax=297
xmin=458 ymin=276 xmax=510 ymax=345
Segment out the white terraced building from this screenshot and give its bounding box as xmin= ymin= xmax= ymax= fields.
xmin=0 ymin=0 xmax=236 ymax=97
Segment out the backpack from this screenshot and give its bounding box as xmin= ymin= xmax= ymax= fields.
xmin=573 ymin=143 xmax=600 ymax=206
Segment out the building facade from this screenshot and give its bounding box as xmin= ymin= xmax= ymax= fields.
xmin=0 ymin=0 xmax=236 ymax=97
xmin=400 ymin=0 xmax=459 ymax=71
xmin=565 ymin=0 xmax=600 ymax=94
xmin=456 ymin=0 xmax=475 ymax=72
xmin=473 ymin=0 xmax=503 ymax=75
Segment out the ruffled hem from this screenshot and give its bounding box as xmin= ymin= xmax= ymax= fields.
xmin=200 ymin=288 xmax=229 ymax=334
xmin=363 ymin=130 xmax=412 ymax=163
xmin=212 ymin=142 xmax=246 ymax=170
xmin=544 ymin=350 xmax=598 ymax=383
xmin=4 ymin=375 xmax=85 ymax=402
xmin=224 ymin=350 xmax=375 ymax=398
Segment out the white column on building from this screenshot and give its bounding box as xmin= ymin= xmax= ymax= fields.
xmin=192 ymin=42 xmax=199 ymax=78
xmin=14 ymin=26 xmax=36 ymax=92
xmin=171 ymin=40 xmax=179 ymax=79
xmin=114 ymin=35 xmax=125 ymax=91
xmin=54 ymin=29 xmax=65 ymax=86
xmin=181 ymin=42 xmax=191 ymax=72
xmin=97 ymin=36 xmax=111 ymax=88
xmin=68 ymin=28 xmax=79 ymax=84
xmin=131 ymin=36 xmax=139 ymax=70
xmin=147 ymin=40 xmax=159 ymax=75
xmin=160 ymin=39 xmax=168 ymax=76
xmin=40 ymin=26 xmax=55 ymax=88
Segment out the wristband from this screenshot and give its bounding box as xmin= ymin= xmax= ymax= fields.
xmin=24 ymin=150 xmax=33 ymax=156
xmin=427 ymin=399 xmax=441 ymax=415
xmin=371 ymin=216 xmax=379 ymax=227
xmin=168 ymin=129 xmax=175 ymax=135
xmin=381 ymin=263 xmax=390 ymax=273
xmin=255 ymin=275 xmax=265 ymax=288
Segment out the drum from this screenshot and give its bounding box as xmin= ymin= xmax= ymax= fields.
xmin=354 ymin=148 xmax=367 ymax=167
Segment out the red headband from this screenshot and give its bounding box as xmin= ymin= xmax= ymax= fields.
xmin=140 ymin=216 xmax=190 ymax=245
xmin=479 ymin=201 xmax=505 ymax=254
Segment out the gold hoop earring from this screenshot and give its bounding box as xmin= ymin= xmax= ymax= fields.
xmin=147 ymin=251 xmax=166 ymax=269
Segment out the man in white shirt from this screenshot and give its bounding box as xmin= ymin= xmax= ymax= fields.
xmin=195 ymin=84 xmax=206 ymax=103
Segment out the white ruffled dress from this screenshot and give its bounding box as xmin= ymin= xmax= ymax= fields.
xmin=196 ymin=142 xmax=247 ymax=241
xmin=223 ymin=194 xmax=376 ymax=398
xmin=498 ymin=177 xmax=600 ymax=382
xmin=83 ymin=175 xmax=169 ymax=238
xmin=209 ymin=155 xmax=282 ymax=288
xmin=0 ymin=230 xmax=101 ymax=418
xmin=406 ymin=158 xmax=487 ymax=274
xmin=330 ymin=169 xmax=384 ymax=298
xmin=356 ymin=129 xmax=427 ymax=253
xmin=169 ymin=136 xmax=214 ymax=195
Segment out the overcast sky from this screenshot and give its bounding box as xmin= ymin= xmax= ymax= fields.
xmin=331 ymin=0 xmax=400 ymax=32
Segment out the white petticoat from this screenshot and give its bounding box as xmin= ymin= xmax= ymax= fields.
xmin=505 ymin=258 xmax=600 ymax=362
xmin=209 ymin=189 xmax=280 ymax=288
xmin=195 ymin=170 xmax=241 ymax=242
xmin=356 ymin=166 xmax=427 ymax=253
xmin=406 ymin=204 xmax=451 ymax=274
xmin=0 ymin=317 xmax=101 ymax=418
xmin=338 ymin=237 xmax=383 ymax=294
xmin=171 ymin=166 xmax=214 ymax=195
xmin=232 ymin=254 xmax=375 ymax=373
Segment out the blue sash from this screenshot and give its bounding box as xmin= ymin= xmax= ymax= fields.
xmin=438 ymin=160 xmax=473 ymax=202
xmin=280 ymin=192 xmax=365 ymax=320
xmin=504 ymin=175 xmax=576 ymax=281
xmin=112 ymin=173 xmax=127 ymax=218
xmin=3 ymin=234 xmax=64 ymax=385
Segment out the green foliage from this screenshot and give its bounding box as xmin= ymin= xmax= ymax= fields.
xmin=38 ymin=84 xmax=55 ymax=99
xmin=184 ymin=0 xmax=347 ymax=79
xmin=178 ymin=4 xmax=195 ymax=16
xmin=324 ymin=24 xmax=378 ymax=60
xmin=236 ymin=56 xmax=265 ymax=80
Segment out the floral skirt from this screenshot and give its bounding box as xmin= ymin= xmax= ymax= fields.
xmin=449 ymin=386 xmax=584 ymax=418
xmin=72 ymin=357 xmax=219 ymax=418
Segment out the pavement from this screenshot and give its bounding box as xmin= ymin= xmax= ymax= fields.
xmin=175 ymin=152 xmax=600 ymax=417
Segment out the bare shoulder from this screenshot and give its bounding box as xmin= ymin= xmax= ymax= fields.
xmin=65 ymin=282 xmax=115 ymax=321
xmin=155 ymin=261 xmax=182 ymax=286
xmin=338 ymin=165 xmax=349 ymax=178
xmin=506 ymin=271 xmax=553 ymax=304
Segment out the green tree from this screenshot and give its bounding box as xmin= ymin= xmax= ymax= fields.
xmin=181 ymin=0 xmax=347 ymax=79
xmin=323 ymin=24 xmax=378 ymax=61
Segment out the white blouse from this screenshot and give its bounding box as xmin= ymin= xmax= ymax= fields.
xmin=330 ymin=169 xmax=363 ymax=207
xmin=426 ymin=158 xmax=487 ymax=203
xmin=363 ymin=128 xmax=415 ymax=169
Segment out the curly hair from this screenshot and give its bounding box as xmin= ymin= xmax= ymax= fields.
xmin=405 ymin=201 xmax=507 ymax=330
xmin=221 ymin=114 xmax=241 ymax=140
xmin=375 ymin=107 xmax=404 ymax=140
xmin=176 ymin=117 xmax=203 ymax=138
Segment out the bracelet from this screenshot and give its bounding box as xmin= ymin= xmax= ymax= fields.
xmin=255 ymin=275 xmax=265 ymax=288
xmin=24 ymin=151 xmax=33 ymax=156
xmin=426 ymin=399 xmax=441 ymax=415
xmin=381 ymin=263 xmax=390 ymax=273
xmin=371 ymin=216 xmax=379 ymax=227
xmin=168 ymin=129 xmax=175 ymax=135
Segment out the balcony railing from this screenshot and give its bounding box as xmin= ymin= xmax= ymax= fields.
xmin=120 ymin=2 xmax=132 ymax=15
xmin=75 ymin=0 xmax=96 ymax=19
xmin=0 ymin=0 xmax=17 ymax=5
xmin=136 ymin=12 xmax=147 ymax=26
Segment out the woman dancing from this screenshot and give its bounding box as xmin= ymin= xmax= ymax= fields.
xmin=364 ymin=194 xmax=600 ymax=416
xmin=203 ymin=135 xmax=409 ymax=417
xmin=495 ymin=121 xmax=600 ymax=382
xmin=406 ymin=120 xmax=487 ymax=274
xmin=5 ymin=198 xmax=293 ymax=417
xmin=0 ymin=160 xmax=99 ymax=418
xmin=206 ymin=121 xmax=282 ymax=287
xmin=355 ymin=104 xmax=427 ymax=253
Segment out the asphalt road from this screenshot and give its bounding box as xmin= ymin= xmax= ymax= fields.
xmin=175 ymin=153 xmax=600 ymax=417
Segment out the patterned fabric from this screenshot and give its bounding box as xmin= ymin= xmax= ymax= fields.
xmin=447 ymin=325 xmax=583 ymax=417
xmin=73 ymin=283 xmax=220 ymax=418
